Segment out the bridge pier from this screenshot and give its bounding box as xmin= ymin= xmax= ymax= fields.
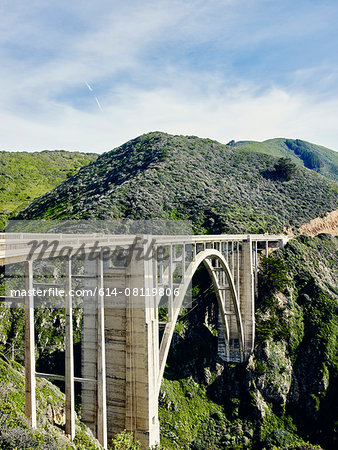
xmin=82 ymin=238 xmax=160 ymax=448
xmin=124 ymin=237 xmax=159 ymax=447
xmin=240 ymin=239 xmax=255 ymax=357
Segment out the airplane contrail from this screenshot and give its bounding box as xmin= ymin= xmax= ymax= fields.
xmin=84 ymin=81 xmax=103 ymax=112
xmin=94 ymin=96 xmax=104 ymax=113
xmin=85 ymin=81 xmax=93 ymax=92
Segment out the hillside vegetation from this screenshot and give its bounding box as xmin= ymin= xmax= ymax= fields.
xmin=15 ymin=132 xmax=338 ymax=234
xmin=231 ymin=138 xmax=338 ymax=181
xmin=0 ymin=353 xmax=101 ymax=449
xmin=0 ymin=150 xmax=97 ymax=228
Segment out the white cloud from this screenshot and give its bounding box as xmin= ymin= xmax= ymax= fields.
xmin=1 ymin=75 xmax=338 ymax=152
xmin=1 ymin=0 xmax=338 ymax=152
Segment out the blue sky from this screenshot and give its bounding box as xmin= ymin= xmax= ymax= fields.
xmin=1 ymin=0 xmax=338 ymax=152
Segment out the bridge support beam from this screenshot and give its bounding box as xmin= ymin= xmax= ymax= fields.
xmin=97 ymin=253 xmax=108 ymax=449
xmin=65 ymin=256 xmax=75 ymax=440
xmin=25 ymin=260 xmax=36 ymax=428
xmin=240 ymin=239 xmax=255 ymax=357
xmin=81 ymin=255 xmax=108 ymax=448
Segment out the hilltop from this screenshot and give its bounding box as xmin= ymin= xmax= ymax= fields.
xmin=231 ymin=138 xmax=338 ymax=181
xmin=15 ymin=132 xmax=338 ymax=234
xmin=0 ymin=150 xmax=98 ymax=228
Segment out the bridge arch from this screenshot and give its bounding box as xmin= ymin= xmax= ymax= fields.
xmin=157 ymin=248 xmax=245 ymax=392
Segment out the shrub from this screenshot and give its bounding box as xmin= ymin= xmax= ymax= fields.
xmin=110 ymin=430 xmax=141 ymax=449
xmin=259 ymin=256 xmax=289 ymax=298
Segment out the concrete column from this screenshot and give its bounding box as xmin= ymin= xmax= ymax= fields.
xmin=254 ymin=241 xmax=258 ymax=298
xmin=85 ymin=238 xmax=159 ymax=448
xmin=104 ymin=266 xmax=128 ymax=439
xmin=168 ymin=245 xmax=173 ymax=322
xmin=65 ymin=256 xmax=75 ymax=440
xmin=25 ymin=260 xmax=36 ymax=428
xmin=125 ymin=236 xmax=159 ymax=448
xmin=240 ymin=239 xmax=255 ymax=357
xmin=182 ymin=243 xmax=185 ymax=282
xmin=158 ymin=247 xmax=164 ymax=284
xmin=81 ymin=257 xmax=98 ymax=434
xmin=231 ymin=241 xmax=235 ymax=278
xmin=237 ymin=242 xmax=240 ymax=303
xmin=97 ymin=253 xmax=108 ymax=449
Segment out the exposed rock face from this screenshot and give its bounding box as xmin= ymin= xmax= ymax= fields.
xmin=249 ymin=388 xmax=269 ymax=420
xmin=254 ymin=339 xmax=293 ymax=409
xmin=300 ymin=209 xmax=338 ymax=236
xmin=51 ymin=405 xmax=66 ymax=427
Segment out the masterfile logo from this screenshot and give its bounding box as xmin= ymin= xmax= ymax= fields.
xmin=2 ymin=219 xmax=193 ymax=310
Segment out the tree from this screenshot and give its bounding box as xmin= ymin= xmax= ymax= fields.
xmin=274 ymin=158 xmax=297 ymax=181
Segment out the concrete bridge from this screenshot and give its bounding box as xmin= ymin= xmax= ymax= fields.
xmin=0 ymin=232 xmax=288 ymax=448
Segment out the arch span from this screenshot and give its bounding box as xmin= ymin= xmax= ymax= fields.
xmin=157 ymin=249 xmax=245 ymax=392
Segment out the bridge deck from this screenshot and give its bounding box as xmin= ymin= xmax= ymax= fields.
xmin=0 ymin=233 xmax=288 ymax=265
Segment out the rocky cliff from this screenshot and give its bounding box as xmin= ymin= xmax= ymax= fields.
xmin=159 ymin=234 xmax=337 ymax=449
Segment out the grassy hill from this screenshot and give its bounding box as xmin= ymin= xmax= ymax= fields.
xmin=231 ymin=138 xmax=338 ymax=181
xmin=15 ymin=132 xmax=338 ymax=234
xmin=0 ymin=150 xmax=98 ymax=228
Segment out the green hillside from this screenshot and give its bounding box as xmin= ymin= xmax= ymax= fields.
xmin=231 ymin=138 xmax=338 ymax=181
xmin=15 ymin=132 xmax=338 ymax=234
xmin=0 ymin=150 xmax=98 ymax=228
xmin=2 ymin=132 xmax=338 ymax=449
